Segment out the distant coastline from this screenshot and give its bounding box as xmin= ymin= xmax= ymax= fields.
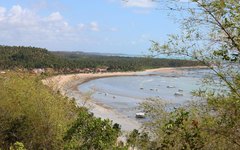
xmin=42 ymin=66 xmax=207 ymax=131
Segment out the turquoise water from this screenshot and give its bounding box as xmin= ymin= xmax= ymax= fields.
xmin=78 ymin=69 xmax=210 ymax=119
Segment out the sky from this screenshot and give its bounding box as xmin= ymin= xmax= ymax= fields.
xmin=0 ymin=0 xmax=188 ymax=55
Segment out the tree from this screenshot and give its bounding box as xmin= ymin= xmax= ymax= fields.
xmin=126 ymin=129 xmax=152 ymax=150
xmin=127 ymin=0 xmax=240 ymax=149
xmin=149 ymin=0 xmax=240 ymax=95
xmin=0 ymin=72 xmax=79 ymax=149
xmin=10 ymin=142 xmax=26 ymax=150
xmin=64 ymin=107 xmax=121 ymax=150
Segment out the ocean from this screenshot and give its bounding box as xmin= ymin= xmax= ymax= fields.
xmin=78 ymin=68 xmax=211 ymax=120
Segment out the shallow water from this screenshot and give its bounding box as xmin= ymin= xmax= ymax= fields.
xmin=78 ymin=68 xmax=210 ymax=120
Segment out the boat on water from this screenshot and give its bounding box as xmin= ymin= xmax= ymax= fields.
xmin=174 ymin=92 xmax=183 ymax=96
xmin=167 ymin=85 xmax=175 ymax=88
xmin=135 ymin=112 xmax=145 ymax=118
xmin=178 ymin=89 xmax=183 ymax=92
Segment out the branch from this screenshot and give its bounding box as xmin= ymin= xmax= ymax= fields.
xmin=195 ymin=1 xmax=240 ymax=52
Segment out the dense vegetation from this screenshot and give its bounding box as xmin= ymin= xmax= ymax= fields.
xmin=0 ymin=72 xmax=121 ymax=149
xmin=0 ymin=46 xmax=64 ymax=69
xmin=0 ymin=45 xmax=202 ymax=72
xmin=127 ymin=0 xmax=240 ymax=149
xmin=52 ymin=51 xmax=201 ymax=71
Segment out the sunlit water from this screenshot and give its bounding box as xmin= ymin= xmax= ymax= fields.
xmin=78 ymin=68 xmax=211 ymax=120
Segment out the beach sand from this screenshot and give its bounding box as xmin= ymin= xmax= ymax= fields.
xmin=42 ymin=66 xmax=206 ymax=132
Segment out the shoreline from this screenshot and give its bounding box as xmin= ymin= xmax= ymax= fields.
xmin=42 ymin=66 xmax=206 ymax=131
xmin=42 ymin=71 xmax=143 ymax=131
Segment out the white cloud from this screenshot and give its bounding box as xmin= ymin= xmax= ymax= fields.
xmin=90 ymin=22 xmax=99 ymax=31
xmin=0 ymin=6 xmax=6 ymax=21
xmin=77 ymin=23 xmax=85 ymax=30
xmin=77 ymin=22 xmax=101 ymax=32
xmin=47 ymin=12 xmax=63 ymax=22
xmin=7 ymin=5 xmax=38 ymax=27
xmin=122 ymin=0 xmax=155 ymax=8
xmin=0 ymin=5 xmax=103 ymax=50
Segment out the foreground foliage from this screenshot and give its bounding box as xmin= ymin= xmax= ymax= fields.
xmin=140 ymin=97 xmax=240 ymax=149
xmin=64 ymin=108 xmax=121 ymax=150
xmin=0 ymin=72 xmax=122 ymax=150
xmin=0 ymin=72 xmax=78 ymax=149
xmin=124 ymin=0 xmax=240 ymax=149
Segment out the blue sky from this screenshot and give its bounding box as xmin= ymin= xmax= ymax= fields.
xmin=0 ymin=0 xmax=187 ymax=55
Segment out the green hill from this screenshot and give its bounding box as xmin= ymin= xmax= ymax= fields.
xmin=0 ymin=45 xmax=203 ymax=71
xmin=0 ymin=46 xmax=65 ymax=69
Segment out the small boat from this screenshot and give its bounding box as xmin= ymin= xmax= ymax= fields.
xmin=174 ymin=92 xmax=183 ymax=96
xmin=178 ymin=89 xmax=183 ymax=92
xmin=167 ymin=85 xmax=175 ymax=88
xmin=135 ymin=112 xmax=145 ymax=118
xmin=140 ymin=88 xmax=144 ymax=90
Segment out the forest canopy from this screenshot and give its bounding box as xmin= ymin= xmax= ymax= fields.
xmin=0 ymin=72 xmax=121 ymax=149
xmin=0 ymin=45 xmax=202 ymax=72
